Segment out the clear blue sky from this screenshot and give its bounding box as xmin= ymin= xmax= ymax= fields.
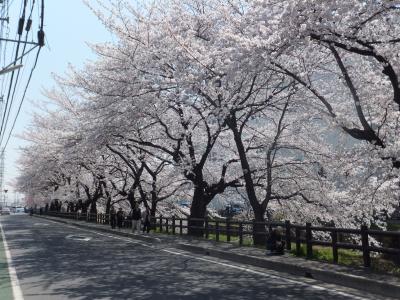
xmin=3 ymin=0 xmax=112 ymax=194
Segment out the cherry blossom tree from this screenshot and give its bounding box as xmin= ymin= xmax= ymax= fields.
xmin=16 ymin=0 xmax=400 ymax=239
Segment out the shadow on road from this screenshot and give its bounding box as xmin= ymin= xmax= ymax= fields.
xmin=2 ymin=216 xmax=358 ymax=300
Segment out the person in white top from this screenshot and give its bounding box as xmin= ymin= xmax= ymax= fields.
xmin=131 ymin=204 xmax=141 ymax=234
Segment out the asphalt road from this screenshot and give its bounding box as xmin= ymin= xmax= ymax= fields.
xmin=0 ymin=215 xmax=390 ymax=300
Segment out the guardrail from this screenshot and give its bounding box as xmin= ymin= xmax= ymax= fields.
xmin=43 ymin=211 xmax=400 ymax=268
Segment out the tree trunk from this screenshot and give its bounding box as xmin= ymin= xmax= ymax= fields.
xmin=253 ymin=209 xmax=267 ymax=246
xmin=150 ymin=188 xmax=157 ymax=218
xmin=90 ymin=200 xmax=97 ymax=214
xmin=150 ymin=202 xmax=157 ymax=217
xmin=127 ymin=189 xmax=135 ymax=209
xmin=188 ymin=185 xmax=208 ymax=236
xmin=228 ymin=115 xmax=267 ymax=245
xmin=105 ymin=196 xmax=111 ymax=215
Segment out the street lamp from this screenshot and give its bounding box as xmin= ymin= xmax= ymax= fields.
xmin=0 ymin=64 xmax=23 ymax=76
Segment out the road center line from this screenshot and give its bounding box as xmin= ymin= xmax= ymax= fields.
xmin=0 ymin=221 xmax=24 ymax=300
xmin=45 ymin=219 xmax=369 ymax=300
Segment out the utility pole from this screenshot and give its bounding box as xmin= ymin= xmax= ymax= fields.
xmin=0 ymin=95 xmax=4 ymax=206
xmin=0 ymin=150 xmax=4 ymax=206
xmin=0 ymin=1 xmax=45 ymax=210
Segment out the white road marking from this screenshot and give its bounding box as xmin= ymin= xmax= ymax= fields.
xmin=33 ymin=223 xmax=49 ymax=226
xmin=44 ymin=218 xmax=370 ymax=300
xmin=161 ymin=248 xmax=370 ymax=300
xmin=0 ymin=221 xmax=24 ymax=300
xmin=65 ymin=234 xmax=92 ymax=241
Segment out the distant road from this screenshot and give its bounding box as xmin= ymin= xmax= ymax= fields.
xmin=0 ymin=215 xmax=388 ymax=300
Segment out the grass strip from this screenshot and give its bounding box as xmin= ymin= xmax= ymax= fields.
xmin=0 ymin=225 xmax=13 ymax=300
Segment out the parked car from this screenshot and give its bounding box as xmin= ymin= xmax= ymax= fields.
xmin=218 ymin=203 xmax=244 ymax=218
xmin=177 ymin=200 xmax=190 ymax=208
xmin=1 ymin=207 xmax=11 ymax=215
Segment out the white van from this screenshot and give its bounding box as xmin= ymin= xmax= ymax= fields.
xmin=15 ymin=207 xmax=25 ymax=214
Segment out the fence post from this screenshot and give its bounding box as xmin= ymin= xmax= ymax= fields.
xmin=295 ymin=227 xmax=301 ymax=255
xmin=205 ymin=218 xmax=209 ymax=239
xmin=239 ymin=222 xmax=243 ymax=246
xmin=180 ymin=219 xmax=183 ymax=235
xmin=172 ymin=216 xmax=176 ymax=235
xmin=216 ymin=221 xmax=220 ymax=242
xmin=306 ymin=223 xmax=313 ymax=259
xmin=361 ymin=225 xmax=371 ymax=267
xmin=226 ymin=218 xmax=231 ymax=242
xmin=285 ymin=220 xmax=291 ymax=250
xmin=159 ymin=215 xmax=163 ymax=233
xmin=331 ymin=228 xmax=338 ymax=264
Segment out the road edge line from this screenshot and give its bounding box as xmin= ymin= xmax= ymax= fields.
xmin=0 ymin=221 xmax=24 ymax=300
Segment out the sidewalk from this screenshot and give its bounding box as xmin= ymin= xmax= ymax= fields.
xmin=36 ymin=215 xmax=400 ymax=298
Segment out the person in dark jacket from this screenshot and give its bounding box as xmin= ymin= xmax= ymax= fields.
xmin=266 ymin=227 xmax=285 ymax=254
xmin=116 ymin=208 xmax=124 ymax=229
xmin=110 ymin=207 xmax=117 ymax=229
xmin=141 ymin=207 xmax=151 ymax=234
xmin=131 ymin=205 xmax=142 ymax=234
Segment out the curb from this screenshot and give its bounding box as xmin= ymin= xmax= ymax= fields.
xmin=176 ymin=244 xmax=400 ymax=298
xmin=36 ymin=215 xmax=400 ymax=298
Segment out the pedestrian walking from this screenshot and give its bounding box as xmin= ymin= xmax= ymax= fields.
xmin=110 ymin=207 xmax=117 ymax=229
xmin=116 ymin=208 xmax=124 ymax=229
xmin=141 ymin=207 xmax=151 ymax=234
xmin=131 ymin=205 xmax=142 ymax=234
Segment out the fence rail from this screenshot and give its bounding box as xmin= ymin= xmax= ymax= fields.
xmin=43 ymin=211 xmax=400 ymax=268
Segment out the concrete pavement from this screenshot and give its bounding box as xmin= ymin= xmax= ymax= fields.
xmin=36 ymin=214 xmax=400 ymax=298
xmin=0 ymin=214 xmax=398 ymax=299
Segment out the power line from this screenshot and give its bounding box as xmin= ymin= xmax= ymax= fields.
xmin=0 ymin=0 xmax=35 ymax=145
xmin=2 ymin=46 xmax=40 ymax=150
xmin=1 ymin=0 xmax=44 ymax=151
xmin=0 ymin=0 xmax=29 ymax=143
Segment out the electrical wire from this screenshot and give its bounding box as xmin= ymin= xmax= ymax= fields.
xmin=0 ymin=0 xmax=35 ymax=145
xmin=0 ymin=0 xmax=29 ymax=142
xmin=1 ymin=0 xmax=44 ymax=151
xmin=2 ymin=46 xmax=41 ymax=150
